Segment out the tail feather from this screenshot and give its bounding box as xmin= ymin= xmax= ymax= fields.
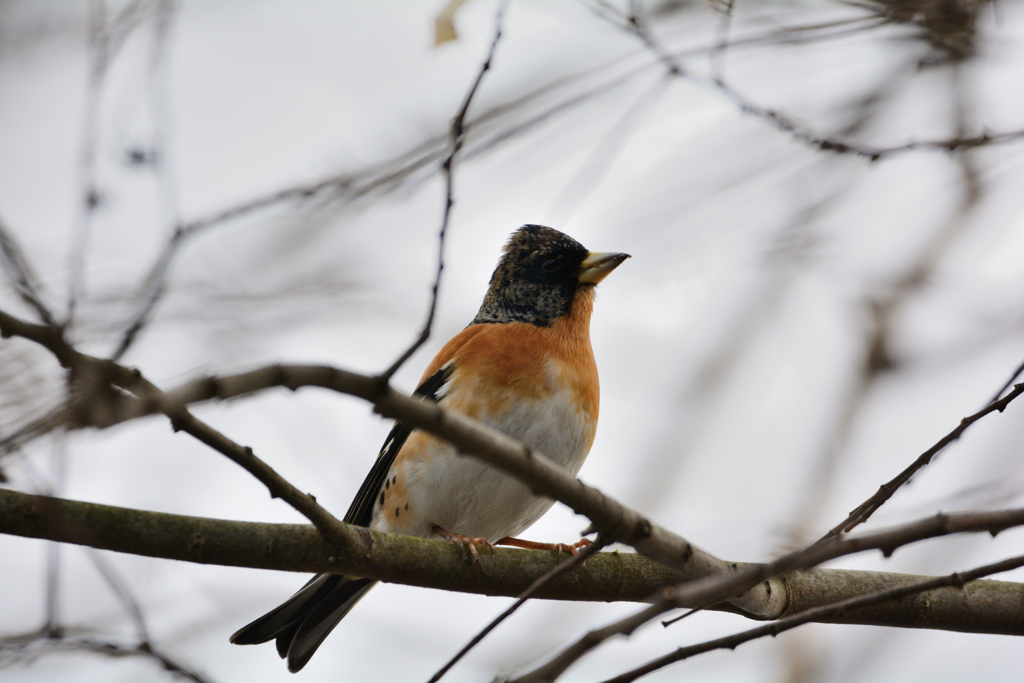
xmin=230 ymin=574 xmax=377 ymax=672
xmin=230 ymin=573 xmax=341 ymax=645
xmin=275 ymin=620 xmax=302 ymax=659
xmin=285 ymin=578 xmax=376 ymax=672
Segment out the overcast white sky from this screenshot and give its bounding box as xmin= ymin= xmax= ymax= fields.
xmin=2 ymin=1 xmax=1024 ymax=681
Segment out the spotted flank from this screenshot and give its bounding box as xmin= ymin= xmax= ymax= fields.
xmin=349 ymin=363 xmax=454 ymax=529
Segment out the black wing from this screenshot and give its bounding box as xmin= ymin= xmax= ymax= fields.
xmin=342 ymin=363 xmax=454 ymax=526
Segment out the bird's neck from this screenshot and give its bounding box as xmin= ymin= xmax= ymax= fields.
xmin=471 ymin=280 xmax=580 ymax=327
xmin=550 ymin=286 xmax=595 ymax=345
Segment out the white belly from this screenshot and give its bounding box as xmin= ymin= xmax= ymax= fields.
xmin=386 ymin=385 xmax=594 ymax=542
xmin=421 ymin=387 xmax=593 ymax=540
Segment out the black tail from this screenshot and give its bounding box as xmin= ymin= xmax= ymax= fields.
xmin=230 ymin=574 xmax=377 ymax=672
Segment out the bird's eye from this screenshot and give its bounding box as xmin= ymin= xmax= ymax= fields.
xmin=541 ymin=258 xmax=561 ymax=272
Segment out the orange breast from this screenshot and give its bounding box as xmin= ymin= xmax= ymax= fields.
xmin=420 ymin=287 xmax=599 ymax=422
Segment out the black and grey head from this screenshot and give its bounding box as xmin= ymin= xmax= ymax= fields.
xmin=471 ymin=224 xmax=629 ymax=327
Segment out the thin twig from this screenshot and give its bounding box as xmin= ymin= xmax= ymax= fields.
xmin=119 ymin=370 xmax=359 ymax=547
xmin=0 ymin=630 xmax=212 ymax=683
xmin=710 ymin=0 xmax=736 ymax=81
xmin=709 ymin=76 xmax=1024 ymax=159
xmin=547 ymin=73 xmax=672 ymax=223
xmin=989 ymin=357 xmax=1024 ymax=404
xmin=108 ymin=0 xmax=181 ymax=362
xmin=64 ymin=0 xmax=107 ymax=326
xmin=110 ymin=226 xmax=185 ymax=360
xmin=507 ymin=507 xmax=1024 ymax=683
xmin=86 ymin=548 xmax=151 ymax=642
xmin=601 ymin=552 xmax=1024 ymax=683
xmin=595 ymin=4 xmax=1024 ymax=161
xmin=65 ymin=1 xmax=148 ymax=326
xmin=380 ymin=0 xmax=509 ymax=382
xmin=0 ymin=406 xmax=71 ymax=459
xmin=0 ymin=217 xmax=57 ymax=327
xmin=818 ymin=380 xmax=1024 ymax=543
xmin=427 ymin=535 xmax=612 ymax=683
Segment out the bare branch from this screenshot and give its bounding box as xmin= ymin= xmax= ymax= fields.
xmin=594 ymin=3 xmax=1024 ymax=160
xmin=708 ymin=73 xmax=1024 ymax=159
xmin=381 ymin=0 xmax=509 ymax=381
xmin=0 ymin=627 xmax=211 ymax=683
xmin=0 ymin=308 xmax=360 ymax=550
xmin=0 ymin=309 xmax=74 ymax=368
xmin=602 ymin=552 xmax=1024 ymax=683
xmin=819 ymin=379 xmax=1024 ymax=542
xmin=0 ymin=216 xmax=57 ymax=327
xmin=508 ymin=507 xmax=1024 ymax=682
xmin=0 ymin=488 xmax=679 ymax=605
xmin=989 ymin=357 xmax=1024 ymax=404
xmin=4 ymin=488 xmax=1024 ymax=641
xmin=65 ymin=0 xmax=149 ymax=326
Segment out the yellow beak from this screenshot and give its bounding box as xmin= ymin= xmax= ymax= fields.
xmin=579 ymin=251 xmax=630 ymax=285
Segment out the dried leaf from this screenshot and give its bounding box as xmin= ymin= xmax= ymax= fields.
xmin=435 ymin=0 xmax=469 ymax=45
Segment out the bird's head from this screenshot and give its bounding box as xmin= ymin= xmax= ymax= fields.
xmin=472 ymin=224 xmax=630 ymax=327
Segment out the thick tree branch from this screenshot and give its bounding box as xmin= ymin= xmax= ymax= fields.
xmin=3 ymin=488 xmax=1024 ymax=639
xmin=0 ymin=487 xmax=681 ymax=604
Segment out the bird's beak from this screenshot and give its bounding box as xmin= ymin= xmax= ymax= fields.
xmin=578 ymin=251 xmax=630 ymax=285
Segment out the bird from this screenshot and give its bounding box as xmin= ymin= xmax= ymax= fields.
xmin=230 ymin=224 xmax=629 ymax=672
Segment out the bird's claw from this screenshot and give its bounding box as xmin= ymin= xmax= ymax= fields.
xmin=433 ymin=526 xmax=492 ymax=565
xmin=557 ymin=538 xmax=593 ymax=556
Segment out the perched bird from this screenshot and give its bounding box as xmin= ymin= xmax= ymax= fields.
xmin=230 ymin=224 xmax=629 ymax=672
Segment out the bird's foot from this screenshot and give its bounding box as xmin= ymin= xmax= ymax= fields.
xmin=497 ymin=537 xmax=593 ymax=556
xmin=433 ymin=526 xmax=492 ymax=564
